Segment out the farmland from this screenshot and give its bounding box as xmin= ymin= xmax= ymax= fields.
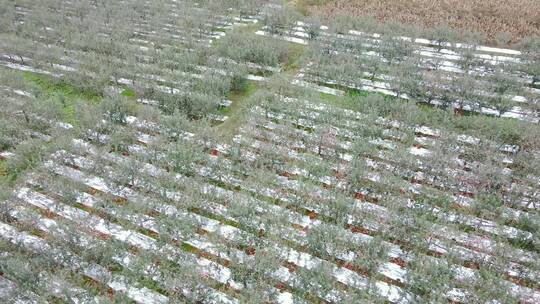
xmin=0 ymin=0 xmax=539 ymax=303
xmin=301 ymin=0 xmax=540 ymax=44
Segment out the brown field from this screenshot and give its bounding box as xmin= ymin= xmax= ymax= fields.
xmin=300 ymin=0 xmax=540 ymax=45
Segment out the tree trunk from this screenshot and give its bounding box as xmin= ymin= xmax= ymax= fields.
xmin=454 ymin=107 xmax=464 ymax=116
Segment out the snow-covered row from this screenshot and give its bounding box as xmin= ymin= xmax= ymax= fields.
xmin=245 ymin=111 xmax=536 ymax=222
xmin=231 ymin=133 xmax=540 ymax=301
xmin=22 ymin=108 xmax=410 ymax=300
xmin=114 ymin=117 xmax=540 ymax=300
xmin=122 ymin=111 xmax=538 ymax=252
xmin=12 ymin=1 xmax=241 ymax=46
xmin=234 ymin=129 xmax=539 ymax=267
xmin=243 ymin=113 xmax=538 ymax=246
xmin=41 ymin=149 xmax=331 ymax=303
xmin=0 ymin=276 xmax=40 ymax=304
xmin=256 ymin=25 xmax=538 ymax=121
xmin=270 ymin=98 xmax=540 ymax=210
xmin=232 ymin=108 xmax=539 ymax=260
xmin=297 ymin=21 xmax=523 ymax=58
xmin=0 ymin=241 xmax=112 ymax=303
xmin=298 ymin=72 xmax=538 ymax=122
xmin=0 ymin=220 xmax=168 ymax=304
xmin=14 ymin=184 xmax=247 ymax=304
xmin=243 ymin=121 xmax=532 ymax=236
xmin=11 ymin=99 xmax=536 ymax=302
xmin=55 ymin=140 xmax=409 ymax=303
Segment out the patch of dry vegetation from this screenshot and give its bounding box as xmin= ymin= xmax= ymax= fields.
xmin=302 ymin=0 xmax=540 ymax=44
